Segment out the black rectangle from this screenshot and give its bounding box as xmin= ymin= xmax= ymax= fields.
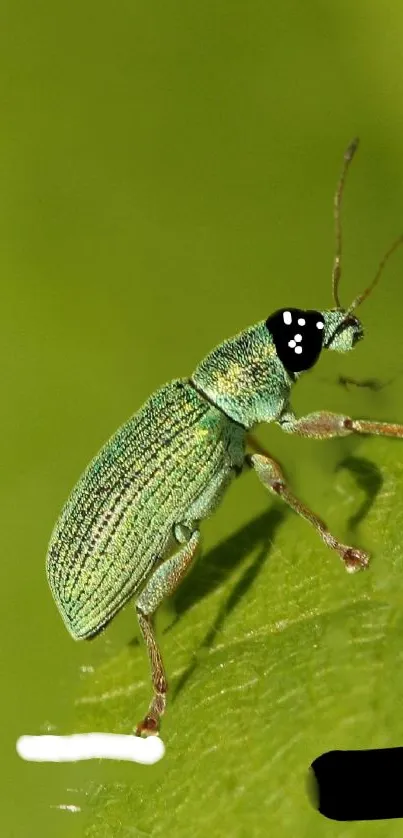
xmin=310 ymin=748 xmax=403 ymax=821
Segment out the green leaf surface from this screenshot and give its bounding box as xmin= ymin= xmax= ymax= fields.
xmin=74 ymin=435 xmax=403 ymax=838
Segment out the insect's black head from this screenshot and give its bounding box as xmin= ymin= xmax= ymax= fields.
xmin=265 ymin=308 xmax=325 ymax=373
xmin=265 ymin=306 xmax=364 ymax=375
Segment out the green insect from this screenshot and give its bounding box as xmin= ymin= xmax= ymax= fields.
xmin=47 ymin=139 xmax=403 ymax=737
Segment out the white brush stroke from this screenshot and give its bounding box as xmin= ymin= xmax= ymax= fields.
xmin=16 ymin=733 xmax=165 ymax=765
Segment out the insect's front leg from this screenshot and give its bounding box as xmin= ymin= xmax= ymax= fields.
xmin=135 ymin=526 xmax=200 ymax=737
xmin=278 ymin=409 xmax=403 ymax=440
xmin=247 ymin=441 xmax=369 ymax=573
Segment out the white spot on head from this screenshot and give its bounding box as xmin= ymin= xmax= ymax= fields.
xmin=297 ymin=317 xmax=305 ymax=326
xmin=295 ymin=346 xmax=303 ymax=355
xmin=294 ymin=334 xmax=302 ymax=342
xmin=283 ymin=311 xmax=292 ymax=325
xmin=316 ymin=321 xmax=324 ymax=330
xmin=288 ymin=339 xmax=296 ymax=348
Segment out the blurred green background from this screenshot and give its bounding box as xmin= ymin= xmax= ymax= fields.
xmin=3 ymin=1 xmax=403 ymax=836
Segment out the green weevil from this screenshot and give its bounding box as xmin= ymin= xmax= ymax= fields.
xmin=47 ymin=139 xmax=403 ymax=736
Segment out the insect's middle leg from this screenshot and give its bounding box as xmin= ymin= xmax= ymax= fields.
xmin=135 ymin=526 xmax=200 ymax=737
xmin=247 ymin=446 xmax=369 ymax=573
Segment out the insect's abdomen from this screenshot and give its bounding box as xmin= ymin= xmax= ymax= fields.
xmin=46 ymin=379 xmax=242 ymax=640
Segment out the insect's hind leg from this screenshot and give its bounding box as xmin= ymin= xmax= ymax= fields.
xmin=247 ymin=441 xmax=369 ymax=573
xmin=135 ymin=526 xmax=200 ymax=737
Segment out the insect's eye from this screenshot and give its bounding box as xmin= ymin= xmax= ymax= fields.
xmin=265 ymin=308 xmax=325 ymax=373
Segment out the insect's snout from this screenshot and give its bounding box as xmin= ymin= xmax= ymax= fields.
xmin=344 ymin=314 xmax=364 ymax=347
xmin=324 ymin=310 xmax=364 ymax=353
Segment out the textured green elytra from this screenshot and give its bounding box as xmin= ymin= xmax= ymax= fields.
xmin=47 ymin=140 xmax=403 ymax=736
xmin=47 ymin=378 xmax=245 ymax=640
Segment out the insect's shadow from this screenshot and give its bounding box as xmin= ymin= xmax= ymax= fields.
xmin=127 ymin=506 xmax=285 ymax=644
xmin=321 ymin=367 xmax=403 ymax=393
xmin=334 ymin=454 xmax=383 ymax=531
xmin=127 ymin=453 xmax=382 ymax=702
xmin=169 ymin=506 xmax=286 ymax=701
xmin=168 ymin=453 xmax=382 ymax=701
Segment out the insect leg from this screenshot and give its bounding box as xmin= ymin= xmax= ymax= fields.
xmin=246 ymin=432 xmax=273 ymax=458
xmin=278 ymin=410 xmax=403 ymax=440
xmin=135 ymin=527 xmax=200 ymax=737
xmin=248 ymin=451 xmax=369 ymax=572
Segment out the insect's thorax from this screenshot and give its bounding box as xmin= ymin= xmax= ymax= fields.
xmin=192 ymin=321 xmax=292 ymax=429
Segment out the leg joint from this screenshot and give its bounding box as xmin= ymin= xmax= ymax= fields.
xmin=173 ymin=522 xmax=194 ymax=545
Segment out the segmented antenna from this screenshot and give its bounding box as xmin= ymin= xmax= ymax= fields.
xmin=349 ymin=232 xmax=403 ymax=312
xmin=332 ymin=137 xmax=360 ymax=308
